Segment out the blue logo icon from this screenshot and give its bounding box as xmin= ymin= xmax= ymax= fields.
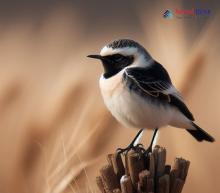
xmin=163 ymin=10 xmax=173 ymax=18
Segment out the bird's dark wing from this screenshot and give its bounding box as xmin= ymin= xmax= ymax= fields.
xmin=123 ymin=61 xmax=194 ymax=121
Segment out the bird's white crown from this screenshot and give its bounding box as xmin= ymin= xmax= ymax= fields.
xmin=100 ymin=46 xmax=138 ymax=57
xmin=100 ymin=39 xmax=153 ymax=67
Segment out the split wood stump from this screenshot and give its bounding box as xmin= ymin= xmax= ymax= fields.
xmin=96 ymin=145 xmax=190 ymax=193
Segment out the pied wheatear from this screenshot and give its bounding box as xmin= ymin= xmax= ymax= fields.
xmin=88 ymin=39 xmax=214 ymax=154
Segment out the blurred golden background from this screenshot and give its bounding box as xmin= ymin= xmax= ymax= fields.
xmin=0 ymin=0 xmax=219 ymax=193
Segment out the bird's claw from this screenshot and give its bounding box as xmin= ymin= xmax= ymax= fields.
xmin=116 ymin=143 xmax=145 ymax=156
xmin=143 ymin=146 xmax=153 ymax=157
xmin=116 ymin=146 xmax=132 ymax=155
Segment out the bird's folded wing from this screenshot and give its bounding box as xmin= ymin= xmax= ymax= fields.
xmin=123 ymin=62 xmax=194 ymax=121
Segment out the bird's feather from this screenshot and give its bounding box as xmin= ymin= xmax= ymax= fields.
xmin=187 ymin=122 xmax=214 ymax=142
xmin=123 ymin=61 xmax=194 ymax=121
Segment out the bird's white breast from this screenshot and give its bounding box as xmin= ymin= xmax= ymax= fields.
xmin=99 ymin=70 xmax=175 ymax=129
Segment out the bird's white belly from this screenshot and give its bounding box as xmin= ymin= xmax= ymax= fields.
xmin=99 ymin=72 xmax=174 ymax=129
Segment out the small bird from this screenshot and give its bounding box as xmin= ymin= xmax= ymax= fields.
xmin=88 ymin=39 xmax=214 ymax=153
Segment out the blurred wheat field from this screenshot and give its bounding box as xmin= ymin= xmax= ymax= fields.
xmin=0 ymin=1 xmax=219 ymax=193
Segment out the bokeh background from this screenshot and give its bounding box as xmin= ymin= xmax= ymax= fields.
xmin=0 ymin=0 xmax=219 ymax=193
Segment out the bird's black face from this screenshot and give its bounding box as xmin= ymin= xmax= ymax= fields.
xmin=87 ymin=54 xmax=134 ymax=78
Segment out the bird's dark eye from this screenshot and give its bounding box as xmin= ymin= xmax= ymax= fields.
xmin=112 ymin=54 xmax=125 ymax=62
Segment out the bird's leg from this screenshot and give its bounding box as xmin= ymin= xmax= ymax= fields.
xmin=117 ymin=129 xmax=145 ymax=154
xmin=145 ymin=128 xmax=158 ymax=155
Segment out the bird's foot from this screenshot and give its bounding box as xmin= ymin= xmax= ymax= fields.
xmin=143 ymin=145 xmax=153 ymax=156
xmin=117 ymin=129 xmax=144 ymax=155
xmin=117 ymin=143 xmax=145 ymax=155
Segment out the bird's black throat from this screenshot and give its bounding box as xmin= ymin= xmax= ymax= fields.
xmin=101 ymin=54 xmax=134 ymax=79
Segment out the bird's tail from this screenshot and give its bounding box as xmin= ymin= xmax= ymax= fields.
xmin=186 ymin=122 xmax=215 ymax=142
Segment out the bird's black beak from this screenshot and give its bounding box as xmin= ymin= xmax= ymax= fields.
xmin=87 ymin=54 xmax=103 ymax=60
